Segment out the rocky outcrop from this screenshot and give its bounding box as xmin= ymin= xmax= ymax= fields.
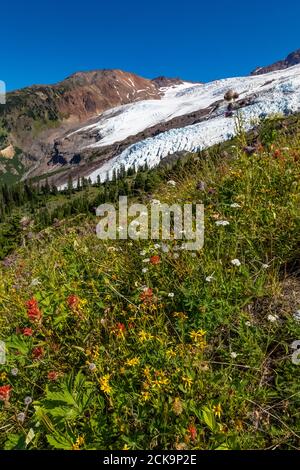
xmin=0 ymin=144 xmax=15 ymax=159
xmin=152 ymin=76 xmax=184 ymax=88
xmin=251 ymin=49 xmax=300 ymax=75
xmin=29 ymin=93 xmax=256 ymax=188
xmin=0 ymin=69 xmax=171 ymax=181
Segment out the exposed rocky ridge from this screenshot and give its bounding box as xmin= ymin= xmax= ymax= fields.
xmin=251 ymin=49 xmax=300 ymax=75
xmin=22 ymin=105 xmax=218 ymax=185
xmin=151 ymin=76 xmax=185 ymax=88
xmin=30 ymin=94 xmax=255 ymax=188
xmin=0 ymin=70 xmax=182 ymax=182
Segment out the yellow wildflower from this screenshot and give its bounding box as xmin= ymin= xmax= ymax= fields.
xmin=99 ymin=374 xmax=112 ymax=394
xmin=151 ymin=370 xmax=170 ymax=389
xmin=189 ymin=329 xmax=207 ymax=350
xmin=154 ymin=377 xmax=169 ymax=388
xmin=213 ymin=403 xmax=222 ymax=418
xmin=0 ymin=372 xmax=7 ymax=381
xmin=128 ymin=304 xmax=137 ymax=312
xmin=173 ymin=312 xmax=188 ymax=320
xmin=141 ymin=391 xmax=151 ymax=402
xmin=166 ymin=349 xmax=176 ymax=359
xmin=138 ymin=330 xmax=153 ymax=342
xmin=189 ymin=329 xmax=206 ymax=342
xmin=86 ymin=346 xmax=99 ymax=360
xmin=125 ymin=357 xmax=140 ymax=367
xmin=143 ymin=366 xmax=151 ymax=379
xmin=158 ymin=375 xmax=169 ymax=386
xmin=72 ymin=436 xmax=85 ymax=450
xmin=182 ymin=376 xmax=193 ymax=387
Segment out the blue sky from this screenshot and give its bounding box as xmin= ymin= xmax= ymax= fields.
xmin=2 ymin=0 xmax=300 ymax=91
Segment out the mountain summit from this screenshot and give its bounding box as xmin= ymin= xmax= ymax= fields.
xmin=251 ymin=48 xmax=300 ymax=75
xmin=0 ymin=70 xmax=186 ymax=182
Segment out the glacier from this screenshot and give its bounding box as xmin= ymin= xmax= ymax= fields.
xmin=61 ymin=64 xmax=300 ymax=187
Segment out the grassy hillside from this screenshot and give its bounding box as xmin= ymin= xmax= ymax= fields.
xmin=1 ymin=115 xmax=300 ymax=450
xmin=0 ymin=150 xmax=25 ymax=185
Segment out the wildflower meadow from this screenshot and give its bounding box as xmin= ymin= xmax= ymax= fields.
xmin=1 ymin=115 xmax=300 ymax=449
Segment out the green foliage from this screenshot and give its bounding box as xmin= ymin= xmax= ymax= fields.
xmin=0 ymin=124 xmax=8 ymax=147
xmin=39 ymin=372 xmax=96 ymax=422
xmin=0 ymin=216 xmax=22 ymax=258
xmin=258 ymin=115 xmax=281 ymax=145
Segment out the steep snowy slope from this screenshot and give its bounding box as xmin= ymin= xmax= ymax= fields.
xmin=68 ymin=82 xmax=198 ymax=147
xmin=58 ymin=64 xmax=300 ymax=187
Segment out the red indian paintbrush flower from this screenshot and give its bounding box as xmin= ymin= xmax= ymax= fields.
xmin=0 ymin=385 xmax=12 ymax=402
xmin=26 ymin=298 xmax=38 ymax=309
xmin=187 ymin=423 xmax=197 ymax=441
xmin=140 ymin=287 xmax=153 ymax=303
xmin=26 ymin=298 xmax=42 ymax=322
xmin=150 ymin=255 xmax=160 ymax=265
xmin=32 ymin=347 xmax=44 ymax=360
xmin=27 ymin=307 xmax=42 ymax=322
xmin=117 ymin=322 xmax=126 ymax=332
xmin=67 ymin=295 xmax=80 ymax=309
xmin=273 ymin=149 xmax=282 ymax=159
xmin=47 ymin=371 xmax=59 ymax=381
xmin=23 ymin=327 xmax=33 ymax=336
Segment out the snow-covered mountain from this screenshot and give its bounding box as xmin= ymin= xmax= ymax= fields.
xmin=0 ymin=69 xmax=182 ymax=184
xmin=69 ymin=82 xmax=198 ymax=148
xmin=3 ymin=54 xmax=300 ymax=188
xmin=57 ymin=63 xmax=300 ymax=188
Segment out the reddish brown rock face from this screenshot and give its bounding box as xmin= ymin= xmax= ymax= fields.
xmin=54 ymin=69 xmax=161 ymax=121
xmin=251 ymin=49 xmax=300 ymax=75
xmin=0 ymin=69 xmax=181 ymax=182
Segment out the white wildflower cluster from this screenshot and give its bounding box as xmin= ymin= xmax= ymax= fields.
xmin=267 ymin=314 xmax=279 ymax=323
xmin=293 ymin=310 xmax=300 ymax=322
xmin=215 ymin=220 xmax=230 ymax=226
xmin=231 ymin=259 xmax=241 ymax=267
